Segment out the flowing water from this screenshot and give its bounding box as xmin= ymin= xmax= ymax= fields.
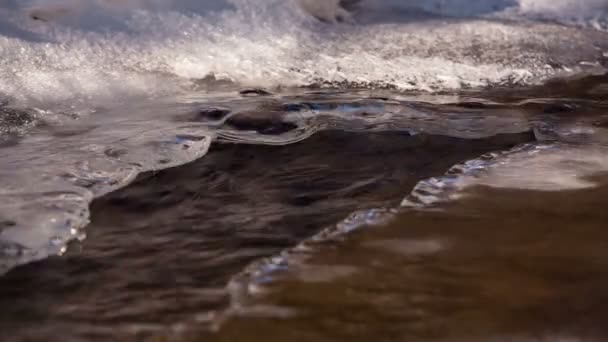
xmin=0 ymin=1 xmax=608 ymax=341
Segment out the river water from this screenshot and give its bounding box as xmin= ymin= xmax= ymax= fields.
xmin=0 ymin=1 xmax=608 ymax=341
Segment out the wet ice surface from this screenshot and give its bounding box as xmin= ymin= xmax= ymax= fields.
xmin=0 ymin=102 xmax=215 ymax=274
xmin=1 ymin=74 xmax=608 ymax=340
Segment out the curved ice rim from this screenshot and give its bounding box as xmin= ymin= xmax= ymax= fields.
xmin=0 ymin=130 xmax=215 ymax=275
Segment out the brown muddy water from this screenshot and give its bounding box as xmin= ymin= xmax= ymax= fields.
xmin=1 ymin=76 xmax=608 ymax=342
xmin=211 ymin=183 xmax=608 ymax=342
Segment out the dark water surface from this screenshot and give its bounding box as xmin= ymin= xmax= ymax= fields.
xmin=1 ymin=76 xmax=608 ymax=341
